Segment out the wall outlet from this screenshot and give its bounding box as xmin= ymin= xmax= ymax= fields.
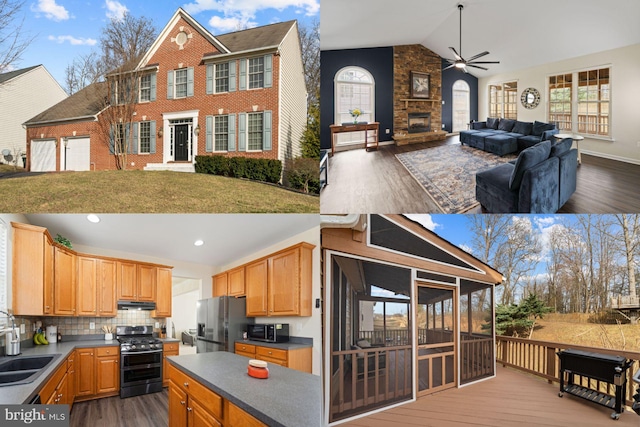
xmin=442 ymin=123 xmax=445 ymax=129
xmin=89 ymin=322 xmax=95 ymax=330
xmin=296 ymin=324 xmax=302 ymax=332
xmin=155 ymin=322 xmax=160 ymax=328
xmin=442 ymin=100 xmax=445 ymax=105
xmin=20 ymin=324 xmax=25 ymax=334
xmin=385 ymin=128 xmax=390 ymax=134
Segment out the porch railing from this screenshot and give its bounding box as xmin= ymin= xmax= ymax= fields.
xmin=496 ymin=335 xmax=640 ymax=407
xmin=358 ymin=329 xmax=410 ymax=346
xmin=610 ymin=295 xmax=640 ymax=310
xmin=461 ymin=334 xmax=494 ymax=383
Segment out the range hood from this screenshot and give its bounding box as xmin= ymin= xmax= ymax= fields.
xmin=117 ymin=301 xmax=156 ymax=310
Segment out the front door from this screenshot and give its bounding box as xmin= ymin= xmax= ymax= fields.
xmin=416 ymin=282 xmax=457 ymax=396
xmin=174 ymin=124 xmax=189 ymax=161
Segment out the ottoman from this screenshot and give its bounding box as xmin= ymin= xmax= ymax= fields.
xmin=484 ymin=134 xmax=518 ymax=156
xmin=460 ymin=129 xmax=480 ymax=145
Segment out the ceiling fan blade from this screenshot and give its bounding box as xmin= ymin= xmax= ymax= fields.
xmin=466 ymin=51 xmax=490 ymax=62
xmin=443 ymin=64 xmax=456 ymax=71
xmin=467 ymin=64 xmax=489 ymax=71
xmin=462 ymin=66 xmax=469 ymax=74
xmin=468 ymin=61 xmax=500 ymax=65
xmin=443 ymin=58 xmax=457 ymax=64
xmin=449 ymin=47 xmax=462 ymax=61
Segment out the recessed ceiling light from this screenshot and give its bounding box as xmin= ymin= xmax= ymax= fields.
xmin=194 ymin=240 xmax=204 ymax=247
xmin=87 ymin=214 xmax=100 ymax=223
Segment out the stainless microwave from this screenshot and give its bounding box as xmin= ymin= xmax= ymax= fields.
xmin=247 ymin=323 xmax=290 ymax=343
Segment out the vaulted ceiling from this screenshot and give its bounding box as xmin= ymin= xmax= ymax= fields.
xmin=320 ymin=0 xmax=640 ymax=77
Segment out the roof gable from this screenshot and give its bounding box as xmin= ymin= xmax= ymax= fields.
xmin=0 ymin=65 xmax=41 ymax=84
xmin=137 ymin=8 xmax=229 ymax=69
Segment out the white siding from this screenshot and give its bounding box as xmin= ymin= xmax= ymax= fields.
xmin=0 ymin=66 xmax=68 ymax=164
xmin=277 ymin=22 xmax=308 ymax=163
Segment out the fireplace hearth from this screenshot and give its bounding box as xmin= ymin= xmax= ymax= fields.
xmin=408 ymin=112 xmax=431 ymax=133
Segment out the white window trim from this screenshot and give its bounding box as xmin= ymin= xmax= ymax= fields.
xmin=213 ymin=115 xmax=229 ymax=153
xmin=246 ymin=112 xmax=264 ymax=152
xmin=174 ymin=68 xmax=188 ymax=99
xmin=488 ymin=80 xmax=518 ymax=120
xmin=247 ymin=56 xmax=265 ymax=90
xmin=161 ymin=110 xmax=200 ymax=164
xmin=137 ymin=121 xmax=152 ymax=155
xmin=334 ymin=66 xmax=375 ymax=146
xmin=214 ymin=63 xmax=230 ymax=94
xmin=139 ymin=75 xmax=152 ymax=103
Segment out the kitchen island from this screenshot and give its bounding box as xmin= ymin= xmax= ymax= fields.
xmin=167 ymin=351 xmax=322 ymax=427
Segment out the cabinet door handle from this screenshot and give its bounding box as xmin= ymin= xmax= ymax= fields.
xmin=180 ymin=401 xmax=185 ymax=405
xmin=268 ymin=351 xmax=272 ymax=355
xmin=183 ymin=382 xmax=189 ymax=387
xmin=187 ymin=407 xmax=192 ymax=412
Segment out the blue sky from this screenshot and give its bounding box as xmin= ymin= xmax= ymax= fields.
xmin=14 ymin=0 xmax=319 ymax=89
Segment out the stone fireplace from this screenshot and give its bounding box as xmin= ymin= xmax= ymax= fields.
xmin=408 ymin=112 xmax=431 ymax=133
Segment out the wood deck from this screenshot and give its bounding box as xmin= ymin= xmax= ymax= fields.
xmin=340 ymin=366 xmax=639 ymax=427
xmin=320 ymin=136 xmax=640 ymax=214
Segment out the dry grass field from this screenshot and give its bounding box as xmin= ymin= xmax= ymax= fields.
xmin=531 ymin=313 xmax=640 ymax=352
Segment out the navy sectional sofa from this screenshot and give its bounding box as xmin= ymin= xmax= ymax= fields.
xmin=460 ymin=118 xmax=559 ymax=156
xmin=475 ymin=138 xmax=578 ymax=213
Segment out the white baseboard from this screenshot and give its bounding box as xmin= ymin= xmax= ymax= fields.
xmin=581 ymin=149 xmax=640 ymax=166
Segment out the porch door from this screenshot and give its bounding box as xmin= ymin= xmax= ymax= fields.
xmin=416 ymin=282 xmax=457 ymax=396
xmin=175 ymin=124 xmax=189 ymax=161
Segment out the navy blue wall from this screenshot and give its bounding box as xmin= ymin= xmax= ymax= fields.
xmin=320 ymin=47 xmax=394 ymax=150
xmin=441 ymin=58 xmax=479 ymax=133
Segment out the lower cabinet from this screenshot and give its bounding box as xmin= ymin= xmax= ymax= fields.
xmin=234 ymin=342 xmax=312 ymax=373
xmin=227 ymin=401 xmax=267 ymax=427
xmin=163 ymin=342 xmax=180 ymax=387
xmin=40 ymin=352 xmax=75 ymax=406
xmin=75 ymin=346 xmax=120 ymax=401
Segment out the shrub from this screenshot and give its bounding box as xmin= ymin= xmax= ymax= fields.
xmin=286 ymin=157 xmax=320 ymax=194
xmin=195 ymin=155 xmax=282 ymax=184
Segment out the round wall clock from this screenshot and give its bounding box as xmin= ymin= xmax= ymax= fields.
xmin=521 ymin=87 xmax=541 ymax=109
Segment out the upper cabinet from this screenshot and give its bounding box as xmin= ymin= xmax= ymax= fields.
xmin=76 ymin=256 xmax=98 ymax=316
xmin=245 ymin=259 xmax=268 ymax=317
xmin=152 ymin=268 xmax=172 ymax=318
xmin=137 ymin=264 xmax=157 ymax=302
xmin=97 ymin=259 xmax=117 ymax=317
xmin=212 ymin=272 xmax=228 ymax=297
xmin=116 ymin=262 xmax=157 ymax=302
xmin=228 ymin=267 xmax=245 ymax=297
xmin=54 ymin=246 xmax=76 ymax=316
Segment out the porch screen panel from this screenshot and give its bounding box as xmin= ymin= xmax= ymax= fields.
xmin=460 ymin=280 xmax=495 ymax=384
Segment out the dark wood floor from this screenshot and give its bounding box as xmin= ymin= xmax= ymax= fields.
xmin=320 ymin=136 xmax=640 ymax=214
xmin=70 ymin=390 xmax=168 ymax=427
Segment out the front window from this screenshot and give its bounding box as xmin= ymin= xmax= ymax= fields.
xmin=175 ymin=68 xmax=188 ymax=98
xmin=215 ymin=63 xmax=229 ymax=93
xmin=549 ymin=73 xmax=572 ymax=131
xmin=248 ymin=57 xmax=264 ymax=89
xmin=577 ymin=67 xmax=610 ymax=136
xmin=248 ymin=113 xmax=263 ymax=150
xmin=139 ymin=121 xmax=151 ymax=153
xmin=115 ymin=123 xmax=126 ymax=153
xmin=214 ymin=115 xmax=229 ymax=151
xmin=489 ymin=82 xmax=517 ymax=119
xmin=139 ymin=75 xmax=151 ymax=102
xmin=334 ymin=66 xmax=375 ymax=145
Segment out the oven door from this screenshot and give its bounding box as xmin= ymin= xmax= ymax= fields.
xmin=121 ymin=350 xmax=163 ymax=386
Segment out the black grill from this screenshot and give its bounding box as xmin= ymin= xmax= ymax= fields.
xmin=557 ymin=349 xmax=633 ymax=420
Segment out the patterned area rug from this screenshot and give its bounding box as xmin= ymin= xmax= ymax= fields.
xmin=396 ymin=144 xmax=516 ymax=213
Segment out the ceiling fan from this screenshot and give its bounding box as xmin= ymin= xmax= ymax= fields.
xmin=443 ymin=4 xmax=500 ymax=73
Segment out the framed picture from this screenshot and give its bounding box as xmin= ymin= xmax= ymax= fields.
xmin=410 ymin=71 xmax=430 ymax=99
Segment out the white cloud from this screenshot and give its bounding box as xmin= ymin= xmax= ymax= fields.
xmin=208 ymin=15 xmax=258 ymax=32
xmin=404 ymin=214 xmax=439 ymax=231
xmin=105 ymin=0 xmax=128 ymax=21
xmin=48 ymin=35 xmax=98 ymax=46
xmin=184 ymin=0 xmax=319 ymax=16
xmin=31 ymin=0 xmax=70 ymax=21
xmin=458 ymin=243 xmax=473 ymax=254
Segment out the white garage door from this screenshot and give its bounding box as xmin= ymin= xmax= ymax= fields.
xmin=30 ymin=139 xmax=56 ymax=172
xmin=64 ymin=137 xmax=90 ymax=171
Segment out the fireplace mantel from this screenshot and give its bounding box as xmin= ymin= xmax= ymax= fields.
xmin=399 ymin=98 xmax=442 ymax=109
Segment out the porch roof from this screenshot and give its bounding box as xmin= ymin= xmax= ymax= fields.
xmin=340 ymin=365 xmax=639 ymax=427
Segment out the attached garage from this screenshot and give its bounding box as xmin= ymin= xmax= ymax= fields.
xmin=62 ymin=137 xmax=90 ymax=171
xmin=30 ymin=139 xmax=56 ymax=172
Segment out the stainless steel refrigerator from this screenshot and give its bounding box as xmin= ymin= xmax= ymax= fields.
xmin=196 ymin=297 xmax=252 ymax=353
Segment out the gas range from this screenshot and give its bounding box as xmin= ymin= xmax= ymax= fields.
xmin=118 ymin=337 xmax=163 ymax=353
xmin=116 ymin=325 xmax=164 ymax=398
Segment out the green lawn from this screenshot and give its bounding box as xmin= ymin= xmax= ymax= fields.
xmin=0 ymin=171 xmax=319 ymax=213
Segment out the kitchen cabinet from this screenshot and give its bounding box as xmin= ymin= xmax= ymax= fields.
xmin=137 ymin=264 xmax=157 ymax=301
xmin=163 ymin=342 xmax=180 ymax=386
xmin=212 ymin=272 xmax=228 ymax=297
xmin=245 ymin=243 xmax=314 ymax=317
xmin=76 ymin=348 xmax=95 ymax=397
xmin=11 ymin=223 xmax=54 ymax=316
xmin=67 ymin=351 xmax=76 ymax=409
xmin=228 ymin=267 xmax=245 ymax=296
xmin=168 ymin=364 xmax=223 ymax=427
xmin=117 ymin=261 xmax=138 ymax=300
xmin=98 ymin=259 xmax=117 ymax=316
xmin=234 ymin=342 xmax=312 ymax=373
xmin=245 ymin=259 xmax=268 ymax=317
xmin=152 ymin=267 xmax=172 ymax=318
xmin=76 ymin=256 xmax=98 ymax=316
xmin=54 ymin=245 xmax=76 ymax=316
xmin=95 ymin=346 xmax=119 ymax=394
xmin=41 ymin=354 xmax=73 ymax=405
xmin=226 ymin=401 xmax=267 ymax=427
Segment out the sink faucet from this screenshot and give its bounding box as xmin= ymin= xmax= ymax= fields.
xmin=0 ymin=310 xmax=16 ymax=335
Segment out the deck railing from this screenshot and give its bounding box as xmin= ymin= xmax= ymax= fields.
xmin=461 ymin=334 xmax=494 ymax=383
xmin=610 ymin=295 xmax=640 ymax=310
xmin=496 ymin=335 xmax=640 ymax=407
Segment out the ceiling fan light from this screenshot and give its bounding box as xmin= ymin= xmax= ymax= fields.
xmin=455 ymin=62 xmax=465 ymax=69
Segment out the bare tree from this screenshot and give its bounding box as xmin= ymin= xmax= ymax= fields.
xmin=298 ymin=18 xmax=319 ymax=106
xmin=64 ymin=52 xmax=101 ymax=95
xmin=0 ymin=0 xmax=32 ymax=72
xmin=615 ymin=214 xmax=639 ymax=302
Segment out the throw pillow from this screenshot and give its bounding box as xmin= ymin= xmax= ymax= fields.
xmin=550 ymin=138 xmax=572 ymax=157
xmin=509 ymin=140 xmax=552 ymax=190
xmin=532 ymin=120 xmax=554 ymax=137
xmin=486 ymin=117 xmax=499 ymax=129
xmin=498 ymin=119 xmax=516 ymax=132
xmin=512 ymin=121 xmax=533 ymax=135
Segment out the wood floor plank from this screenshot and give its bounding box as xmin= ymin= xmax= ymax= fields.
xmin=321 ymin=136 xmax=640 ymax=214
xmin=70 ymin=390 xmax=169 ymax=427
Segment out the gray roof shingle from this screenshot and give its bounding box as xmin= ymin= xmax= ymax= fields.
xmin=216 ymin=20 xmax=296 ymax=52
xmin=0 ymin=65 xmax=41 ymax=84
xmin=24 ymin=82 xmax=106 ymax=126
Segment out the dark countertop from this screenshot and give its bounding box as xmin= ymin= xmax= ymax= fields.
xmin=159 ymin=338 xmax=180 ymax=343
xmin=168 ymin=352 xmax=322 ymax=427
xmin=238 ymin=339 xmax=312 ymax=350
xmin=0 ymin=339 xmax=120 ymax=404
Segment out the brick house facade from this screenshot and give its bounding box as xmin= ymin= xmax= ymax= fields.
xmin=24 ymin=8 xmax=307 ymax=173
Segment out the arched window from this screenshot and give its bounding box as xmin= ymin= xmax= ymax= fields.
xmin=334 ymin=67 xmax=375 ymax=145
xmin=452 ymin=80 xmax=470 ymax=132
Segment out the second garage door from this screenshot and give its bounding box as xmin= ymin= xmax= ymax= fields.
xmin=64 ymin=137 xmax=90 ymax=171
xmin=30 ymin=139 xmax=56 ymax=172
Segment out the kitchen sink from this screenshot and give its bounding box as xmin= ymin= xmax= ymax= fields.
xmin=0 ymin=354 xmax=62 ymax=387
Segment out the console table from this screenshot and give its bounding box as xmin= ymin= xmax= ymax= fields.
xmin=329 ymin=122 xmax=379 ymax=155
xmin=555 ymin=133 xmax=584 ymax=165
